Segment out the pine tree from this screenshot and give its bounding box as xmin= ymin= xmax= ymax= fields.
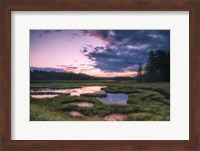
xmin=144 ymin=50 xmax=170 ymax=82
xmin=137 ymin=63 xmax=143 ymax=82
xmin=145 ymin=50 xmax=156 ymax=82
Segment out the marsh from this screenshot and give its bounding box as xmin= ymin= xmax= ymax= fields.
xmin=30 ymin=80 xmax=170 ymax=121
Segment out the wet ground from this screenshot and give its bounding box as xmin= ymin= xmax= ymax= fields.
xmin=31 ymin=86 xmax=128 ymax=104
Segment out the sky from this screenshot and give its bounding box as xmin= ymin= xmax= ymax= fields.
xmin=30 ymin=30 xmax=170 ymax=77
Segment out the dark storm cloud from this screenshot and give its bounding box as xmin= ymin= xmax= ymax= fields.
xmin=80 ymin=47 xmax=89 ymax=54
xmin=38 ymin=30 xmax=52 ymax=37
xmin=37 ymin=30 xmax=62 ymax=38
xmin=85 ymin=47 xmax=147 ymax=72
xmin=82 ymin=49 xmax=88 ymax=53
xmin=82 ymin=30 xmax=170 ymax=72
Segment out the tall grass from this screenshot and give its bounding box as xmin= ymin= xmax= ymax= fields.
xmin=30 ymin=81 xmax=170 ymax=121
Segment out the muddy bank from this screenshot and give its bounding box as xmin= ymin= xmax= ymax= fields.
xmin=67 ymin=102 xmax=94 ymax=107
xmin=104 ymin=114 xmax=126 ymax=121
xmin=69 ymin=111 xmax=84 ymax=117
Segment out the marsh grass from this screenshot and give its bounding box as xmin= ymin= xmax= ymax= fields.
xmin=30 ymin=81 xmax=170 ymax=121
xmin=126 ymin=113 xmax=163 ymax=121
xmin=80 ymin=93 xmax=107 ymax=98
xmin=30 ymin=80 xmax=110 ymax=89
xmin=127 ymin=90 xmax=170 ymax=105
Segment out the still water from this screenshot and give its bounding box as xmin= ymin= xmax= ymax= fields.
xmin=97 ymin=93 xmax=128 ymax=105
xmin=31 ymin=86 xmax=128 ymax=104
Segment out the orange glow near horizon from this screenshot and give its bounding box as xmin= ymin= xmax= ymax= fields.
xmin=30 ymin=30 xmax=170 ymax=78
xmin=30 ymin=30 xmax=137 ymax=78
xmin=54 ymin=66 xmax=137 ymax=78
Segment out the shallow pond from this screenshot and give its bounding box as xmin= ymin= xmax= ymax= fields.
xmin=31 ymin=86 xmax=106 ymax=96
xmin=31 ymin=86 xmax=128 ymax=104
xmin=31 ymin=94 xmax=59 ymax=99
xmin=97 ymin=93 xmax=128 ymax=105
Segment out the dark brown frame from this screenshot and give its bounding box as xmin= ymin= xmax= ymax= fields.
xmin=0 ymin=0 xmax=200 ymax=151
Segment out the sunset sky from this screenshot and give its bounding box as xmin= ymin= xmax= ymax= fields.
xmin=30 ymin=30 xmax=170 ymax=77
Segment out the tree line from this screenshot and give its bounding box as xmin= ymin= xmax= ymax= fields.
xmin=137 ymin=50 xmax=170 ymax=82
xmin=30 ymin=70 xmax=97 ymax=80
xmin=113 ymin=76 xmax=133 ymax=81
xmin=30 ymin=50 xmax=169 ymax=82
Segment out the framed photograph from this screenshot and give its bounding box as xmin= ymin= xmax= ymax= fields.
xmin=1 ymin=0 xmax=200 ymax=150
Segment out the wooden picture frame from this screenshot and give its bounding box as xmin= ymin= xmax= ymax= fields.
xmin=0 ymin=0 xmax=199 ymax=150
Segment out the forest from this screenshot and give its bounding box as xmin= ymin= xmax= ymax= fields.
xmin=30 ymin=50 xmax=170 ymax=121
xmin=30 ymin=50 xmax=170 ymax=82
xmin=137 ymin=50 xmax=170 ymax=82
xmin=30 ymin=70 xmax=97 ymax=80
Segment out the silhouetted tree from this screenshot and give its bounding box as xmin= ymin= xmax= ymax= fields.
xmin=143 ymin=50 xmax=170 ymax=82
xmin=144 ymin=50 xmax=156 ymax=82
xmin=137 ymin=63 xmax=143 ymax=82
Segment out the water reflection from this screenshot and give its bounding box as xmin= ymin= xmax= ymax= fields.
xmin=31 ymin=86 xmax=128 ymax=104
xmin=31 ymin=94 xmax=59 ymax=99
xmin=97 ymin=93 xmax=128 ymax=104
xmin=31 ymin=86 xmax=107 ymax=96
